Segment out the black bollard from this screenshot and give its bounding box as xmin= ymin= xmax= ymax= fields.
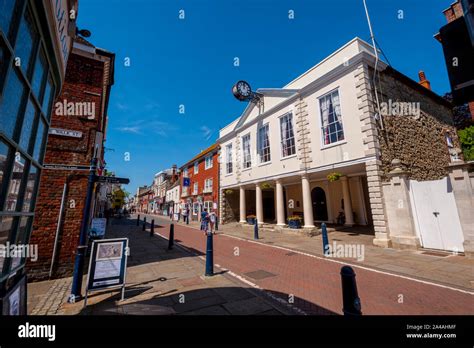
xmin=168 ymin=223 xmax=174 ymax=250
xmin=150 ymin=219 xmax=154 ymax=237
xmin=254 ymin=219 xmax=259 ymax=240
xmin=142 ymin=216 xmax=146 ymax=231
xmin=321 ymin=222 xmax=330 ymax=256
xmin=215 ymin=216 xmax=219 ymax=231
xmin=340 ymin=266 xmax=362 ymax=316
xmin=205 ymin=230 xmax=214 ymax=276
xmin=137 ymin=214 xmax=140 ymax=226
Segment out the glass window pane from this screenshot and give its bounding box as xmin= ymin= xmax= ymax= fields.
xmin=22 ymin=164 xmax=37 ymax=212
xmin=31 ymin=49 xmax=46 ymax=100
xmin=42 ymin=76 xmax=54 ymax=119
xmin=0 ymin=216 xmax=14 ymax=275
xmin=32 ymin=119 xmax=45 ymax=162
xmin=0 ymin=0 xmax=16 ymax=36
xmin=0 ymin=44 xmax=8 ymax=88
xmin=10 ymin=216 xmax=30 ymax=271
xmin=15 ymin=8 xmax=38 ymax=78
xmin=0 ymin=68 xmax=26 ymax=139
xmin=18 ymin=98 xmax=36 ymax=153
xmin=6 ymin=152 xmax=25 ymax=211
xmin=0 ymin=140 xmax=9 ymax=193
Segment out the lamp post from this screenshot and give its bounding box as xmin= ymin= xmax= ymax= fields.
xmin=68 ymin=157 xmax=97 ymax=303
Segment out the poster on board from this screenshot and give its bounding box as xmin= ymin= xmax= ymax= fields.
xmin=84 ymin=238 xmax=129 ymax=307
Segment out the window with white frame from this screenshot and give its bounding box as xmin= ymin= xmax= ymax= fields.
xmin=280 ymin=113 xmax=296 ymax=157
xmin=193 ymin=182 xmax=198 ymax=195
xmin=319 ymin=90 xmax=345 ymax=145
xmin=242 ymin=134 xmax=251 ymax=169
xmin=204 ymin=178 xmax=213 ymax=192
xmin=183 ymin=168 xmax=188 ymax=177
xmin=193 ymin=202 xmax=199 ymax=215
xmin=205 ymin=155 xmax=213 ymax=169
xmin=204 ymin=201 xmax=212 ymax=212
xmin=258 ymin=124 xmax=271 ymax=163
xmin=194 ymin=161 xmax=199 ymax=174
xmin=226 ymin=144 xmax=233 ymax=174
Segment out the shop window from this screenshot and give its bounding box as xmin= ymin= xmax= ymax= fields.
xmin=204 ymin=201 xmax=212 ymax=212
xmin=10 ymin=216 xmax=29 ymax=271
xmin=6 ymin=152 xmax=25 ymax=211
xmin=192 ymin=202 xmax=199 ymax=215
xmin=41 ymin=75 xmax=54 ymax=119
xmin=18 ymin=97 xmax=36 ymax=153
xmin=22 ymin=164 xmax=37 ymax=212
xmin=32 ymin=118 xmax=45 ymax=163
xmin=0 ymin=215 xmax=14 ymax=276
xmin=0 ymin=140 xmax=9 ymax=199
xmin=0 ymin=67 xmax=26 ymax=139
xmin=15 ymin=7 xmax=38 ymax=78
xmin=0 ymin=0 xmax=17 ymax=39
xmin=31 ymin=48 xmax=46 ymax=101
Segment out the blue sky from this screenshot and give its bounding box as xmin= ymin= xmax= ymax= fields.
xmin=77 ymin=0 xmax=452 ymax=194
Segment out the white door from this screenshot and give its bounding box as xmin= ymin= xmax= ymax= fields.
xmin=409 ymin=177 xmax=464 ymax=252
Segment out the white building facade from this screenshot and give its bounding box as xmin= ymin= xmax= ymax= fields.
xmin=218 ymin=38 xmax=390 ymax=245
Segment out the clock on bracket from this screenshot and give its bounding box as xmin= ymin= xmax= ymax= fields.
xmin=232 ymin=80 xmax=253 ymax=101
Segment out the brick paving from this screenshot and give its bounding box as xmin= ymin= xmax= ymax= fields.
xmin=27 ymin=217 xmax=292 ymax=315
xmin=143 ymin=214 xmax=474 ymax=315
xmin=163 ymin=214 xmax=474 ymax=291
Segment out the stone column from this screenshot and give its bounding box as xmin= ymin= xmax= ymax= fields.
xmin=256 ymin=183 xmax=263 ymax=225
xmin=239 ymin=186 xmax=246 ymax=223
xmin=446 ymin=161 xmax=474 ymax=258
xmin=384 ymin=159 xmax=419 ymax=249
xmin=301 ymin=175 xmax=315 ymax=228
xmin=341 ymin=176 xmax=354 ymax=226
xmin=275 ymin=180 xmax=285 ymax=226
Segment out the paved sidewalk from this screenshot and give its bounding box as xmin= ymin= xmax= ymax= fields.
xmin=28 ymin=218 xmax=292 ymax=315
xmin=155 ymin=214 xmax=473 ymax=291
xmin=142 ymin=213 xmax=474 ymax=315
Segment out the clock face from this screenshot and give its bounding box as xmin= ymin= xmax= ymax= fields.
xmin=237 ymin=81 xmax=251 ymax=97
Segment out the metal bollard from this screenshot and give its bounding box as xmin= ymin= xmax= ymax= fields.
xmin=186 ymin=215 xmax=189 ymax=225
xmin=205 ymin=230 xmax=214 ymax=276
xmin=215 ymin=217 xmax=219 ymax=231
xmin=168 ymin=223 xmax=174 ymax=250
xmin=321 ymin=222 xmax=330 ymax=256
xmin=143 ymin=217 xmax=146 ymax=231
xmin=137 ymin=214 xmax=140 ymax=226
xmin=254 ymin=219 xmax=259 ymax=240
xmin=150 ymin=219 xmax=154 ymax=237
xmin=340 ymin=266 xmax=362 ymax=316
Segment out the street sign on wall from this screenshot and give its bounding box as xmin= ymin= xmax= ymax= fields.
xmin=95 ymin=176 xmax=130 ymax=184
xmin=43 ymin=164 xmax=90 ymax=171
xmin=49 ymin=128 xmax=83 ymax=138
xmin=183 ymin=178 xmax=190 ymax=187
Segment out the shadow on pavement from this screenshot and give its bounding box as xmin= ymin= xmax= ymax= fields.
xmin=79 ymin=286 xmax=338 ymax=315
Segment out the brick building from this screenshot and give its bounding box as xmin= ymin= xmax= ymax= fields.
xmin=180 ymin=144 xmax=220 ymax=221
xmin=435 ymin=0 xmax=474 ymax=119
xmin=27 ymin=37 xmax=115 ymax=280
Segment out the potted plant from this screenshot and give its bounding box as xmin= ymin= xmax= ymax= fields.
xmin=246 ymin=214 xmax=256 ymax=225
xmin=327 ymin=172 xmax=342 ymax=182
xmin=287 ymin=216 xmax=302 ymax=229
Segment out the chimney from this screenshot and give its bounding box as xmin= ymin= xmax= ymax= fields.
xmin=418 ymin=71 xmax=431 ymax=90
xmin=172 ymin=164 xmax=177 ymax=182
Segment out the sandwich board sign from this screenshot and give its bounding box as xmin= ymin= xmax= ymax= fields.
xmin=84 ymin=238 xmax=129 ymax=307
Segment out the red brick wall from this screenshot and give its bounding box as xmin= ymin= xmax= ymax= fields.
xmin=27 ymin=51 xmax=107 ymax=281
xmin=180 ymin=149 xmax=220 ymax=217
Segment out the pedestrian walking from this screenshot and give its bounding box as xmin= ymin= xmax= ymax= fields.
xmin=201 ymin=208 xmax=209 ymax=235
xmin=209 ymin=211 xmax=217 ymax=234
xmin=169 ymin=206 xmax=174 ymax=220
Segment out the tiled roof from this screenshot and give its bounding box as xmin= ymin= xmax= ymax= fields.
xmin=180 ymin=143 xmax=219 ymax=169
